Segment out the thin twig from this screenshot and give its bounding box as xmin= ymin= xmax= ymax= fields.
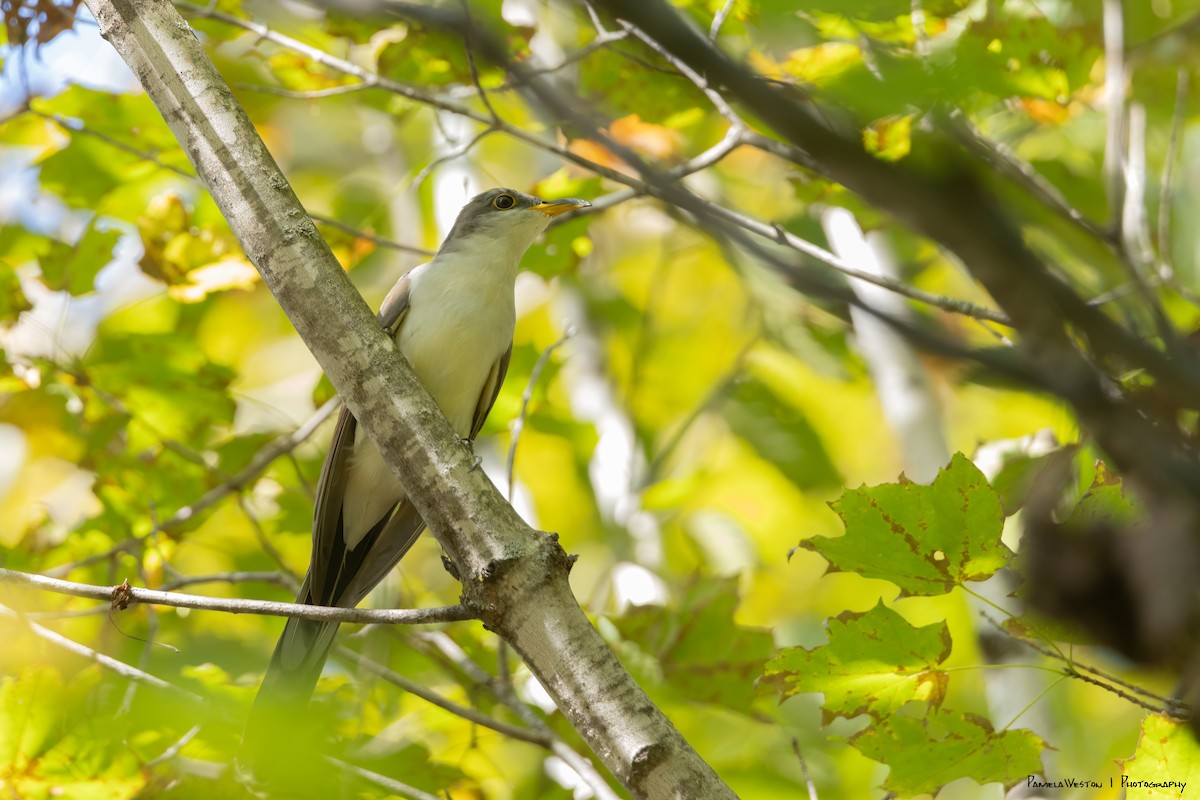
xmin=410 ymin=126 xmax=496 ymax=189
xmin=28 ymin=106 xmax=432 ymax=257
xmin=236 ymin=496 xmax=301 ymax=590
xmin=622 ymin=19 xmax=742 ymax=127
xmin=1 ymin=567 xmax=473 ymax=625
xmin=451 ymin=29 xmax=629 ymax=98
xmin=790 ymin=739 xmax=820 ymax=800
xmin=309 ymin=213 xmax=434 ymax=257
xmin=1102 ymin=0 xmax=1127 ymax=231
xmin=643 ymin=336 xmax=756 ymax=485
xmin=709 ymin=0 xmax=736 ymax=39
xmin=981 ymin=612 xmax=1183 ymax=714
xmin=146 ymin=724 xmax=202 ymax=767
xmin=506 ymin=329 xmax=576 ymax=501
xmin=417 ymin=631 xmax=623 ymax=800
xmin=460 ymin=1 xmax=499 ymax=124
xmin=946 ymin=110 xmax=1108 ymax=242
xmin=324 ymin=756 xmax=441 ymax=800
xmin=1157 ymin=68 xmax=1188 ymax=281
xmin=0 ymin=602 xmax=205 ymax=704
xmin=48 ymin=398 xmax=341 ymax=579
xmin=169 ymin=397 xmax=341 ymax=529
xmin=232 ymin=81 xmax=370 ymax=99
xmin=335 ymin=644 xmax=545 ymax=746
xmin=157 ymin=571 xmax=291 ymax=592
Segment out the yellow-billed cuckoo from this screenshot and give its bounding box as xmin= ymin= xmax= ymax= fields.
xmin=246 ymin=188 xmax=588 ymax=736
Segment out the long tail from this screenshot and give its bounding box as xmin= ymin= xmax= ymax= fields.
xmin=240 ymin=584 xmax=340 ymax=758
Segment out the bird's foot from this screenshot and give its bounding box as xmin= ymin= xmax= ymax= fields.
xmin=459 ymin=436 xmax=483 ymax=472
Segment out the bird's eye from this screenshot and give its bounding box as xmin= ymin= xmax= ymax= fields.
xmin=493 ymin=194 xmax=516 ymax=210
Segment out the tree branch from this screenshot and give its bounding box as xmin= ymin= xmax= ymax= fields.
xmin=0 ymin=567 xmax=473 ymax=625
xmin=0 ymin=602 xmax=207 ymax=706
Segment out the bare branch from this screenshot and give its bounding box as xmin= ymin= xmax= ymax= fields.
xmin=157 ymin=571 xmax=292 ymax=592
xmin=146 ymin=725 xmax=202 ymax=767
xmin=324 ymin=757 xmax=441 ymax=800
xmin=48 ymin=397 xmax=340 ymax=579
xmin=1102 ymin=0 xmax=1127 ymax=229
xmin=167 ymin=396 xmax=342 ymax=529
xmin=233 ymin=81 xmax=371 ymax=99
xmin=945 ymin=109 xmax=1109 ymax=242
xmin=1157 ymin=68 xmax=1189 ymax=281
xmin=1 ymin=567 xmax=473 ymax=625
xmin=709 ymin=0 xmax=735 ymax=39
xmin=0 ymin=602 xmax=206 ymax=705
xmin=334 ymin=644 xmax=545 ymax=746
xmin=981 ymin=613 xmax=1184 ymax=717
xmin=410 ymin=126 xmax=496 ymax=189
xmin=417 ymin=631 xmax=624 ymax=800
xmin=506 ymin=329 xmax=575 ymax=501
xmin=596 ymin=0 xmax=1200 ymax=497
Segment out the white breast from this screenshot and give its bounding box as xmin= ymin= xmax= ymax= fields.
xmin=340 ymin=251 xmax=516 ymax=549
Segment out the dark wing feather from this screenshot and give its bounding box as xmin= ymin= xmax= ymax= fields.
xmin=470 ymin=344 xmax=512 ymax=441
xmin=307 ymin=407 xmax=356 ymax=604
xmin=378 ymin=271 xmax=414 ymax=335
xmin=245 ymin=273 xmax=417 ymax=744
xmin=306 ymin=272 xmax=413 ymax=604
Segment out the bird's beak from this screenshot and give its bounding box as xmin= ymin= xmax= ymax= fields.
xmin=532 ymin=198 xmax=591 ymax=217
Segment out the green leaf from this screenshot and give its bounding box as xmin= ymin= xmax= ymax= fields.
xmin=83 ymin=330 xmax=236 ymax=441
xmin=863 ymin=114 xmax=913 ymax=161
xmin=38 ymin=86 xmax=180 ymax=156
xmin=987 ymin=444 xmax=1069 ymax=517
xmin=1119 ymin=714 xmax=1200 ymax=797
xmin=0 ymin=261 xmax=32 ymax=323
xmin=0 ymin=225 xmax=53 ymax=266
xmin=851 ymin=710 xmax=1045 ymax=795
xmin=723 ymin=375 xmax=842 ymax=490
xmin=762 ymin=601 xmax=950 ymax=721
xmin=38 ymin=218 xmax=121 ymax=296
xmin=578 ymin=43 xmax=708 ymax=124
xmin=1068 ymin=462 xmax=1140 ymax=527
xmin=376 ymin=1 xmax=527 ymax=88
xmin=803 ymin=453 xmax=1010 ymax=595
xmin=37 ymin=134 xmax=145 ymax=210
xmin=611 ymin=576 xmax=774 ymax=711
xmin=0 ymin=667 xmax=60 ymax=774
xmin=0 ymin=667 xmax=147 ymax=800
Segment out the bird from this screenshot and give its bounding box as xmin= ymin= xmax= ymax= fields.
xmin=243 ymin=188 xmax=589 ymax=748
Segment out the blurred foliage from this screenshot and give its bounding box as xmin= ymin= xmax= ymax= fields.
xmin=0 ymin=0 xmax=1198 ymax=798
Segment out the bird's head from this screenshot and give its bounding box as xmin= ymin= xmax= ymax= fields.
xmin=438 ymin=188 xmax=591 ymax=260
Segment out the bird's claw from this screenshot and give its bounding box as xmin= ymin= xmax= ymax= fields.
xmin=459 ymin=436 xmax=482 ymax=472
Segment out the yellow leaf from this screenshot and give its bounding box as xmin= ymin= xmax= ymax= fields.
xmin=1020 ymin=98 xmax=1072 ymax=125
xmin=610 ymin=114 xmax=682 ymax=160
xmin=783 ymin=43 xmax=862 ymax=85
xmin=863 ymin=114 xmax=914 ymax=162
xmin=167 ymin=256 xmax=260 ymax=303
